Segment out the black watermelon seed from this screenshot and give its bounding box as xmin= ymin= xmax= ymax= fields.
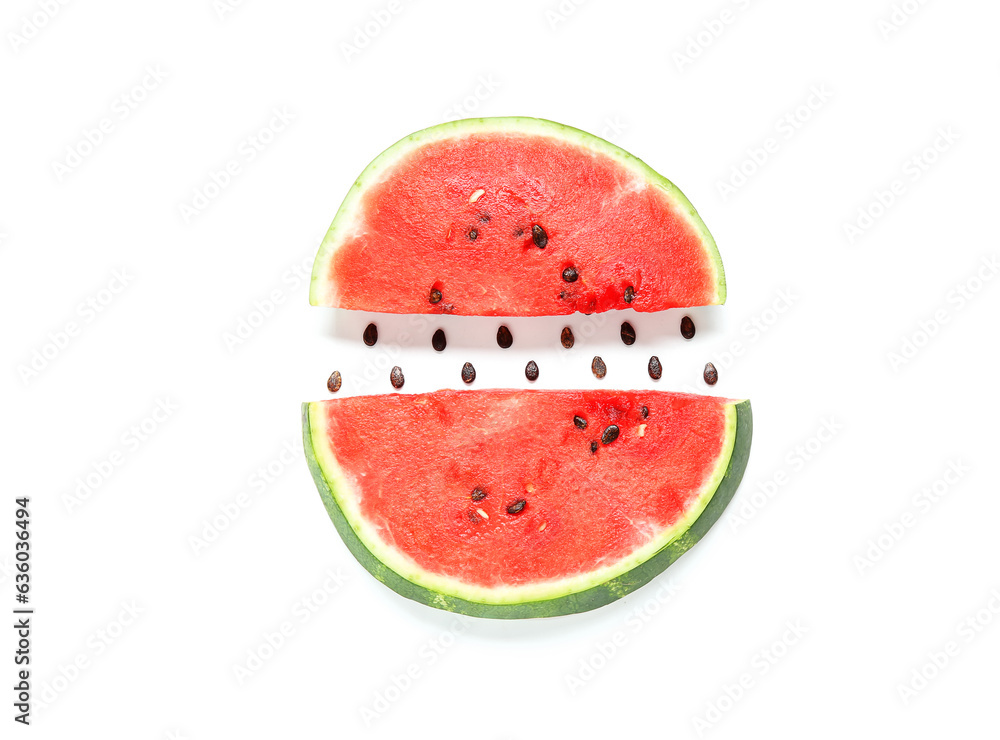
xmin=680 ymin=315 xmax=696 ymax=339
xmin=624 ymin=285 xmax=635 ymax=303
xmin=362 ymin=323 xmax=378 ymax=346
xmin=560 ymin=326 xmax=575 ymax=349
xmin=648 ymin=355 xmax=662 ymax=380
xmin=431 ymin=328 xmax=447 ymax=352
xmin=562 ymin=266 xmax=579 ymax=283
xmin=592 ymin=356 xmax=607 ymax=379
xmin=468 ymin=510 xmax=481 ymax=523
xmin=531 ymin=224 xmax=548 ymax=248
xmin=471 ymin=487 xmax=487 ymax=502
xmin=468 ymin=228 xmax=478 ymax=240
xmin=574 ymin=415 xmax=588 ymax=430
xmin=390 ymin=366 xmax=404 ymax=389
xmin=641 ymin=406 xmax=649 ymax=419
xmin=525 ymin=360 xmax=539 ymax=381
xmin=590 ymin=441 xmax=599 ymax=454
xmin=514 ymin=227 xmax=524 ymax=237
xmin=479 ymin=213 xmax=490 ymax=222
xmin=507 ymin=499 xmax=527 ymax=515
xmin=601 ymin=425 xmax=620 ymax=445
xmin=462 ymin=362 xmax=476 ymax=384
xmin=327 ymin=371 xmax=342 ymax=393
xmin=497 ymin=325 xmax=513 ymax=349
xmin=429 ymin=288 xmax=442 ymax=304
xmin=620 ymin=322 xmax=636 ymax=345
xmin=704 ymin=362 xmax=719 ymax=385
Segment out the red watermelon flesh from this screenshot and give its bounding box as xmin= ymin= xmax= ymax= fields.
xmin=303 ymin=389 xmax=751 ymax=616
xmin=310 ymin=118 xmax=726 ymax=316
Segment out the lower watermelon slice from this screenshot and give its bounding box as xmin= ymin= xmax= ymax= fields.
xmin=303 ymin=389 xmax=752 ymax=618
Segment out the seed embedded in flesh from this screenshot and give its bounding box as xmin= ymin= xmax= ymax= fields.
xmin=462 ymin=362 xmax=476 ymax=384
xmin=704 ymin=362 xmax=719 ymax=385
xmin=601 ymin=425 xmax=620 ymax=445
xmin=471 ymin=487 xmax=487 ymax=502
xmin=592 ymin=356 xmax=607 ymax=379
xmin=680 ymin=315 xmax=696 ymax=339
xmin=326 ymin=371 xmax=342 ymax=393
xmin=476 ymin=508 xmax=489 ymax=520
xmin=468 ymin=228 xmax=478 ymax=241
xmin=429 ymin=288 xmax=442 ymax=304
xmin=507 ymin=499 xmax=526 ymax=515
xmin=590 ymin=441 xmax=599 ymax=454
xmin=573 ymin=415 xmax=587 ymax=430
xmin=390 ymin=366 xmax=404 ymax=389
xmin=531 ymin=224 xmax=548 ymax=248
xmin=496 ymin=325 xmax=513 ymax=349
xmin=562 ymin=266 xmax=578 ymax=283
xmin=648 ymin=355 xmax=662 ymax=380
xmin=363 ymin=323 xmax=378 ymax=346
xmin=624 ymin=285 xmax=635 ymax=303
xmin=432 ymin=329 xmax=447 ymax=351
xmin=620 ymin=322 xmax=636 ymax=345
xmin=525 ymin=361 xmax=539 ymax=381
xmin=560 ymin=326 xmax=575 ymax=349
xmin=641 ymin=406 xmax=649 ymax=418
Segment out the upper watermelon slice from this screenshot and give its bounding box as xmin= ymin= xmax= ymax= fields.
xmin=303 ymin=389 xmax=751 ymax=618
xmin=310 ymin=117 xmax=726 ymax=316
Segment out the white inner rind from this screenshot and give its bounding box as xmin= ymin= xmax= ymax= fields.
xmin=307 ymin=402 xmax=738 ymax=606
xmin=309 ymin=116 xmax=726 ymax=308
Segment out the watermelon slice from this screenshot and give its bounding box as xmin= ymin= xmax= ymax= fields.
xmin=303 ymin=389 xmax=751 ymax=618
xmin=310 ymin=117 xmax=725 ymax=316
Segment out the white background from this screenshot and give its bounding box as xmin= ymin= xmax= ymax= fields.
xmin=3 ymin=0 xmax=999 ymax=737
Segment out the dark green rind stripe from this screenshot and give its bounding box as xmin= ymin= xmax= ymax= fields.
xmin=302 ymin=399 xmax=752 ymax=619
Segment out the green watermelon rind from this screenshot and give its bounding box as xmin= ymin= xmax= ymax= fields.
xmin=301 ymin=397 xmax=751 ymax=619
xmin=309 ymin=116 xmax=726 ymax=310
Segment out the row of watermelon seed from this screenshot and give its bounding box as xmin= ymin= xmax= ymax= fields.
xmin=325 ymin=315 xmax=717 ymax=392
